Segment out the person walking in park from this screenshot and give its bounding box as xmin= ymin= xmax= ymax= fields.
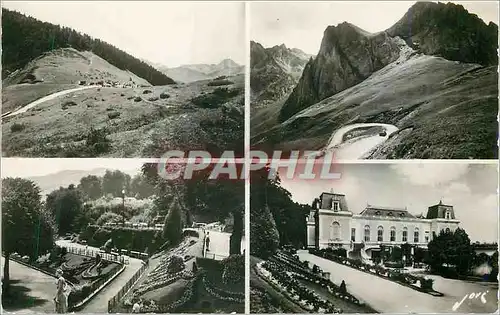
xmin=205 ymin=233 xmax=210 ymax=252
xmin=54 ymin=269 xmax=70 ymax=313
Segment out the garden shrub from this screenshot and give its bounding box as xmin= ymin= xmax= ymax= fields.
xmin=167 ymin=255 xmax=185 ymax=274
xmin=222 ymin=254 xmax=244 ymax=284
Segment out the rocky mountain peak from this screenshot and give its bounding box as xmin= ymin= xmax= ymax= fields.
xmin=218 ymin=58 xmax=239 ymax=68
xmin=387 ymin=1 xmax=498 ymax=65
xmin=280 ymin=23 xmax=401 ymax=122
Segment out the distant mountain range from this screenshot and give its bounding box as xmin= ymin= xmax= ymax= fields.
xmin=149 ymin=59 xmax=244 ymax=83
xmin=251 ymin=1 xmax=498 ymax=159
xmin=250 ymin=42 xmax=312 ymax=107
xmin=26 ymin=168 xmax=141 ymax=196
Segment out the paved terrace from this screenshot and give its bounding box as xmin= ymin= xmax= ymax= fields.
xmin=297 ymin=250 xmax=498 ymax=313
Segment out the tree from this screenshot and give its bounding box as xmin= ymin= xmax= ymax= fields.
xmin=2 ymin=178 xmax=55 ymax=293
xmin=46 ymin=185 xmax=84 ymax=235
xmin=426 ymin=228 xmax=474 ymax=275
xmin=102 ymin=170 xmax=131 ymax=197
xmin=250 ymin=167 xmax=309 ymax=250
xmin=250 ymin=204 xmax=280 ymax=259
xmin=78 ymin=175 xmax=102 ymax=200
xmin=130 ymin=174 xmax=155 ymax=199
xmin=163 ymin=197 xmax=183 ymax=246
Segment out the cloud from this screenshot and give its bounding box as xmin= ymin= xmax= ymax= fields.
xmin=390 ymin=163 xmax=470 ymax=187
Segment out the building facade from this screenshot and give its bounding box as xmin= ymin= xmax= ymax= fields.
xmin=306 ymin=192 xmax=460 ymax=259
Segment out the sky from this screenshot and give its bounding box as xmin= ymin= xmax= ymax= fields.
xmin=1 ymin=158 xmax=146 ymax=178
xmin=279 ymin=163 xmax=498 ymax=243
xmin=3 ymin=1 xmax=245 ymax=67
xmin=251 ymin=1 xmax=500 ymax=54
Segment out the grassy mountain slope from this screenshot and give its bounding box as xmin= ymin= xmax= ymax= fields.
xmin=1 ymin=8 xmax=175 ymax=85
xmin=253 ymin=48 xmax=498 ymax=159
xmin=2 ymin=48 xmax=151 ymax=112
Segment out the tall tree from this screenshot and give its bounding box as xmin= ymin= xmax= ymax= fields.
xmin=78 ymin=175 xmax=102 ymax=200
xmin=250 ymin=204 xmax=280 ymax=259
xmin=427 ymin=228 xmax=474 ymax=275
xmin=2 ymin=178 xmax=55 ymax=293
xmin=102 ymin=170 xmax=131 ymax=197
xmin=163 ymin=197 xmax=183 ymax=246
xmin=46 ymin=185 xmax=84 ymax=234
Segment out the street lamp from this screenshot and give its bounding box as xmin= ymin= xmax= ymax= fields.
xmin=121 ymin=189 xmax=126 ymax=225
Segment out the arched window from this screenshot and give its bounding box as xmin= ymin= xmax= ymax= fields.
xmin=414 ymin=228 xmax=419 ymax=243
xmin=390 ymin=226 xmax=396 ymax=242
xmin=445 ymin=211 xmax=451 ymax=219
xmin=377 ymin=226 xmax=384 ymax=242
xmin=332 ymin=222 xmax=341 ymax=240
xmin=364 ymin=225 xmax=370 ymax=242
xmin=402 ymin=227 xmax=408 ymax=242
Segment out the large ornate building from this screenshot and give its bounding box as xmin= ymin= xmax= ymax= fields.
xmin=306 ymin=192 xmax=460 ymax=259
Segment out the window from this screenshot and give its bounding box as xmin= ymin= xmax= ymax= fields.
xmin=425 ymin=231 xmax=429 ymax=243
xmin=333 ymin=201 xmax=339 ymax=211
xmin=351 ymin=228 xmax=356 ymax=242
xmin=445 ymin=227 xmax=451 ymax=233
xmin=364 ymin=225 xmax=370 ymax=242
xmin=414 ymin=228 xmax=419 ymax=243
xmin=390 ymin=226 xmax=396 ymax=242
xmin=332 ymin=222 xmax=341 ymax=240
xmin=402 ymin=227 xmax=408 ymax=242
xmin=377 ymin=226 xmax=384 ymax=242
xmin=445 ymin=211 xmax=451 ymax=219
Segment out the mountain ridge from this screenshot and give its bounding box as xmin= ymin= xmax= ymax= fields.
xmin=158 ymin=59 xmax=244 ymax=83
xmin=278 ymin=1 xmax=498 ymax=122
xmin=1 ymin=8 xmax=175 ymax=86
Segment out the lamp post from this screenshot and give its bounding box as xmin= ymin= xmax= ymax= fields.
xmin=121 ymin=189 xmax=126 ymax=225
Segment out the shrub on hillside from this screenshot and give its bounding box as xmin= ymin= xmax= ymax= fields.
xmin=191 ymin=87 xmax=241 ymax=108
xmin=10 ymin=123 xmax=25 ymax=132
xmin=85 ymin=127 xmax=111 ymax=155
xmin=107 ymin=111 xmax=121 ymax=119
xmin=207 ymin=79 xmax=234 ymax=86
xmin=160 ymin=92 xmax=170 ymax=99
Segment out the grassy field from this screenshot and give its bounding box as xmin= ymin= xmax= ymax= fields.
xmin=2 ymin=76 xmax=244 ymax=157
xmin=252 ymin=53 xmax=498 ymax=159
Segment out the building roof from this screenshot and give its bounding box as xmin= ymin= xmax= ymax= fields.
xmin=359 ymin=205 xmax=416 ymax=218
xmin=426 ymin=202 xmax=456 ymax=219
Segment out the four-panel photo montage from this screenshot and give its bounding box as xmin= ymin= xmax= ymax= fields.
xmin=1 ymin=1 xmax=498 ymax=314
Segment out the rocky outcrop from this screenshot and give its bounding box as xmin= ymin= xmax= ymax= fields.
xmin=250 ymin=41 xmax=310 ymax=106
xmin=387 ymin=2 xmax=498 ymax=66
xmin=279 ymin=23 xmax=402 ymax=122
xmin=278 ymin=3 xmax=498 ymax=123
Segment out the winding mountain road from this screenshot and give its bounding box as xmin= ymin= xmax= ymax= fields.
xmin=3 ymin=86 xmax=97 ymax=118
xmin=321 ymin=123 xmax=398 ymax=159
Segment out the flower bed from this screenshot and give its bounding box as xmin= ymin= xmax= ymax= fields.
xmin=201 ymin=271 xmax=245 ymax=303
xmin=309 ymin=249 xmax=440 ymax=295
xmin=257 ymin=261 xmax=343 ymax=313
xmin=270 ymin=252 xmax=361 ymax=305
xmin=133 ymin=270 xmax=194 ymax=297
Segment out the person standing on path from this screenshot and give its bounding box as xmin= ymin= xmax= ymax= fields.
xmin=54 ymin=269 xmax=70 ymax=313
xmin=205 ymin=233 xmax=210 ymax=252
